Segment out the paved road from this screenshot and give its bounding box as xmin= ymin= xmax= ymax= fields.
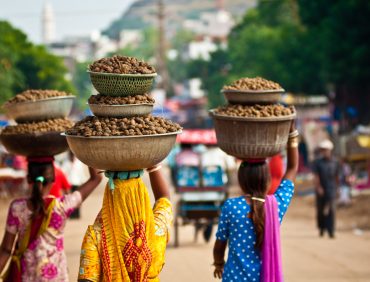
xmin=1 ymin=178 xmax=370 ymax=282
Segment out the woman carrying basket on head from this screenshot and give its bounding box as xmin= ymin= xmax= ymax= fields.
xmin=0 ymin=157 xmax=102 ymax=281
xmin=78 ymin=164 xmax=173 ymax=282
xmin=213 ymin=121 xmax=299 ymax=282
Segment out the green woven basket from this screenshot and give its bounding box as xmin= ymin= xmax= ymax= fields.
xmin=88 ymin=71 xmax=157 ymax=96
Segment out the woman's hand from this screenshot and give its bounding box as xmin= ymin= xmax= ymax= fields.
xmin=213 ymin=240 xmax=226 ymax=279
xmin=213 ymin=263 xmax=224 ymax=279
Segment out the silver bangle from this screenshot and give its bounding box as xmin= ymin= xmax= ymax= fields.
xmin=289 ymin=130 xmax=299 ymax=139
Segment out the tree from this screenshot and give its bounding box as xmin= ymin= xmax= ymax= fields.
xmin=298 ymin=0 xmax=370 ymax=124
xmin=0 ymin=21 xmax=30 ymax=103
xmin=0 ymin=21 xmax=73 ymax=107
xmin=15 ymin=45 xmax=74 ymax=92
xmin=227 ymin=1 xmax=326 ymax=95
xmin=73 ymin=61 xmax=93 ymax=110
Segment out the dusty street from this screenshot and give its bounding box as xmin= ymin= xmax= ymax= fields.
xmin=1 ymin=176 xmax=370 ymax=282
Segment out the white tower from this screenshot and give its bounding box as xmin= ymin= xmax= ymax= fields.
xmin=42 ymin=1 xmax=55 ymax=44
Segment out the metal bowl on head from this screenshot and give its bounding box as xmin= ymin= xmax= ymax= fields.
xmin=210 ymin=110 xmax=295 ymax=159
xmin=88 ymin=103 xmax=154 ymax=117
xmin=88 ymin=71 xmax=157 ymax=96
xmin=0 ymin=132 xmax=69 ymax=157
xmin=65 ymin=131 xmax=181 ymax=171
xmin=3 ymin=96 xmax=75 ymax=123
xmin=222 ymin=89 xmax=285 ymax=105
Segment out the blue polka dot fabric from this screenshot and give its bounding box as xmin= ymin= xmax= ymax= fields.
xmin=216 ymin=179 xmax=294 ymax=281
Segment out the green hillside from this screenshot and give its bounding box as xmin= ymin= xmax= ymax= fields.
xmin=103 ymin=0 xmax=255 ymax=39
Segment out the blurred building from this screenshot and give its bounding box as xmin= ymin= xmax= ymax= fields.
xmin=183 ymin=9 xmax=234 ymax=41
xmin=188 ymin=37 xmax=217 ymax=60
xmin=48 ymin=32 xmax=119 ymax=63
xmin=41 ymin=2 xmax=119 ymax=78
xmin=119 ymin=29 xmax=143 ymax=48
xmin=283 ymin=94 xmax=337 ymax=160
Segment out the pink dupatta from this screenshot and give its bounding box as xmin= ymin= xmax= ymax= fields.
xmin=261 ymin=195 xmax=284 ymax=282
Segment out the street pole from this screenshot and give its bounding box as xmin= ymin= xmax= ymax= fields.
xmin=157 ymin=0 xmax=169 ymax=94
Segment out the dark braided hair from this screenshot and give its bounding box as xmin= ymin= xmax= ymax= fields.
xmin=27 ymin=162 xmax=55 ymax=219
xmin=238 ymin=161 xmax=271 ymax=250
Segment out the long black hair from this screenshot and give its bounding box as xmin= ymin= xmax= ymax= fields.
xmin=27 ymin=162 xmax=55 ymax=219
xmin=238 ymin=161 xmax=271 ymax=250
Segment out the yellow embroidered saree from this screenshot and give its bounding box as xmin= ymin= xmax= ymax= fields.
xmin=79 ymin=178 xmax=172 ymax=282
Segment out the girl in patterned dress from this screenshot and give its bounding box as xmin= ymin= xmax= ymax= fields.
xmin=213 ymin=122 xmax=299 ymax=282
xmin=0 ymin=157 xmax=102 ymax=282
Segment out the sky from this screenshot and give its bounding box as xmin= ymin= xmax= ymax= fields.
xmin=0 ymin=0 xmax=134 ymax=43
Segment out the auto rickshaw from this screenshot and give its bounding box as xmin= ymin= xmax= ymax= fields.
xmin=172 ymin=129 xmax=231 ymax=247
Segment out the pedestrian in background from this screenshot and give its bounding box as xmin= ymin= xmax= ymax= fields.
xmin=312 ymin=140 xmax=340 ymax=238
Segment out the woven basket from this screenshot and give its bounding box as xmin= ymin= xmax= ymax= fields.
xmin=210 ymin=110 xmax=295 ymax=158
xmin=65 ymin=131 xmax=181 ymax=171
xmin=88 ymin=71 xmax=157 ymax=96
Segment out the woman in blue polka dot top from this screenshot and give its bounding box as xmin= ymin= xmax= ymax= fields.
xmin=213 ymin=121 xmax=299 ymax=282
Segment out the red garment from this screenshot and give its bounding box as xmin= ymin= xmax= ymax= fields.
xmin=268 ymin=154 xmax=284 ymax=195
xmin=13 ymin=156 xmax=27 ymax=170
xmin=50 ymin=166 xmax=71 ymax=198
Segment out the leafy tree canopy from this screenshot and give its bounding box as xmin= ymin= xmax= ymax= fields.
xmin=0 ymin=21 xmax=74 ymax=108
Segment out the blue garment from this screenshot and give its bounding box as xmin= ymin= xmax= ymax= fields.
xmin=216 ymin=179 xmax=294 ymax=282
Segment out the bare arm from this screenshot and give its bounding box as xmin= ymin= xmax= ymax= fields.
xmin=283 ymin=121 xmax=299 ymax=182
xmin=0 ymin=231 xmax=16 ymax=275
xmin=213 ymin=239 xmax=227 ymax=279
xmin=314 ymin=173 xmax=324 ymax=196
xmin=78 ymin=167 xmax=103 ymax=202
xmin=148 ymin=166 xmax=170 ymax=201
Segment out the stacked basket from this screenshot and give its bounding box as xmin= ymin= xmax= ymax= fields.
xmin=65 ymin=56 xmax=181 ymax=171
xmin=0 ymin=90 xmax=75 ymax=157
xmin=210 ymin=77 xmax=296 ymax=159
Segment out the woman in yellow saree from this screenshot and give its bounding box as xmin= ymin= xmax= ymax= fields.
xmin=78 ymin=165 xmax=173 ymax=282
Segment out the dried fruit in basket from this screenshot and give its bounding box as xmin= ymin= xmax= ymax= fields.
xmin=214 ymin=104 xmax=295 ymax=118
xmin=66 ymin=115 xmax=182 ymax=137
xmin=2 ymin=118 xmax=74 ymax=134
xmin=5 ymin=90 xmax=72 ymax=105
xmin=223 ymin=77 xmax=282 ymax=91
xmin=89 ymin=55 xmax=156 ymax=74
xmin=88 ymin=94 xmax=155 ymax=105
